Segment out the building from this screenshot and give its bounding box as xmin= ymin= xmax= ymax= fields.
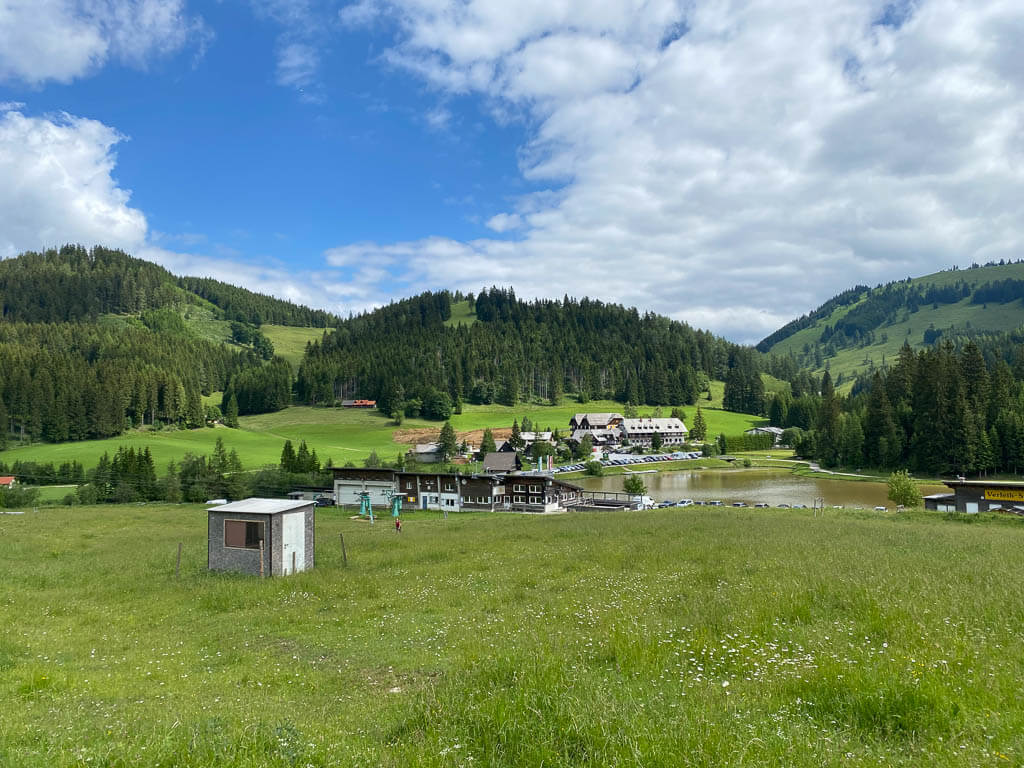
xmin=570 ymin=413 xmax=624 ymax=431
xmin=207 ymin=498 xmax=315 ymax=576
xmin=618 ymin=417 xmax=688 ymax=447
xmin=483 ymin=452 xmax=521 ymax=473
xmin=745 ymin=426 xmax=785 ymax=445
xmin=932 ymin=480 xmax=1024 ymax=514
xmin=406 ymin=443 xmax=444 ymax=464
xmin=0 ymin=476 xmax=15 ymax=488
xmin=331 ymin=466 xmax=582 ymax=513
xmin=341 ymin=399 xmax=376 ymax=408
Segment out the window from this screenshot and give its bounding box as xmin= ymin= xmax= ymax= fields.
xmin=444 ymin=483 xmax=455 ymax=491
xmin=514 ymin=495 xmax=524 ymax=503
xmin=513 ymin=484 xmax=525 ymax=492
xmin=445 ymin=498 xmax=455 ymax=506
xmin=406 ymin=481 xmax=413 ymax=489
xmin=224 ymin=519 xmax=264 ymax=550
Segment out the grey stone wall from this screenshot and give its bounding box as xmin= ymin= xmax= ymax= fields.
xmin=208 ymin=512 xmax=272 ymax=576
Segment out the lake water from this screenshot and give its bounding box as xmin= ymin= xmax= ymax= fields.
xmin=574 ymin=468 xmax=948 ymax=508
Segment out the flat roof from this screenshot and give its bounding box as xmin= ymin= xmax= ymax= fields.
xmin=944 ymin=480 xmax=1024 ymax=488
xmin=208 ymin=498 xmax=313 ymax=514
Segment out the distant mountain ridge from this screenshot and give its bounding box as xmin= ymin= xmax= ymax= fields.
xmin=759 ymin=260 xmax=1024 ymax=385
xmin=0 ymin=245 xmax=339 ymax=327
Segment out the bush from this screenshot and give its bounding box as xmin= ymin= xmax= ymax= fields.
xmin=887 ymin=469 xmax=923 ymax=508
xmin=584 ymin=461 xmax=604 ymax=476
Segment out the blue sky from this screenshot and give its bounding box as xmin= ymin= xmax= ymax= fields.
xmin=2 ymin=1 xmax=1023 ymax=343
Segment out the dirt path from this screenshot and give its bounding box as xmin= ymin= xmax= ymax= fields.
xmin=392 ymin=427 xmax=513 ymax=446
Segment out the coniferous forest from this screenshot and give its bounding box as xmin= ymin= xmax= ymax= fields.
xmin=0 ymin=246 xmax=337 ymax=445
xmin=296 ymin=287 xmax=740 ymax=413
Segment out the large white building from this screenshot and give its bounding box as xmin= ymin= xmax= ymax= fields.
xmin=618 ymin=417 xmax=688 ymax=447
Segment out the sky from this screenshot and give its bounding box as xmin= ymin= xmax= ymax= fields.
xmin=1 ymin=0 xmax=1022 ymax=344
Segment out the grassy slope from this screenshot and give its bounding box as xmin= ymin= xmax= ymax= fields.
xmin=444 ymin=299 xmax=477 ymax=327
xmin=767 ymin=262 xmax=1024 ymax=388
xmin=260 ymin=325 xmax=329 ymax=370
xmin=1 ymin=504 xmax=1022 ymax=766
xmin=1 ymin=398 xmax=765 ymax=472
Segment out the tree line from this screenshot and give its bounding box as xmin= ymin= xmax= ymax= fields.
xmin=771 ymin=339 xmax=1024 ymax=476
xmin=297 ymin=288 xmax=739 ymax=414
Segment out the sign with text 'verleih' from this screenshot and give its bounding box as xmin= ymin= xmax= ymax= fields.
xmin=984 ymin=488 xmax=1024 ymax=502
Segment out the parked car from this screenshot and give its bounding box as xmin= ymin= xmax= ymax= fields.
xmin=732 ymin=502 xmax=747 ymax=507
xmin=754 ymin=502 xmax=769 ymax=508
xmin=706 ymin=500 xmax=723 ymax=506
xmin=657 ymin=500 xmax=675 ymax=508
xmin=677 ymin=499 xmax=694 ymax=507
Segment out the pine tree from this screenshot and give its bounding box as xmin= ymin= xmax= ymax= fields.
xmin=280 ymin=439 xmax=297 ymax=473
xmin=508 ymin=419 xmax=525 ymax=451
xmin=438 ymin=421 xmax=459 ymax=461
xmin=480 ymin=428 xmax=497 ymax=456
xmin=690 ymin=406 xmax=707 ymax=442
xmin=223 ymin=390 xmax=239 ymax=428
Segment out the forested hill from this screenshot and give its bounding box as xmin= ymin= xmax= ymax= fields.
xmin=0 ymin=246 xmax=337 ymax=448
xmin=758 ymin=259 xmax=1024 ymax=385
xmin=296 ymin=287 xmax=746 ymax=412
xmin=0 ymin=245 xmax=339 ymax=327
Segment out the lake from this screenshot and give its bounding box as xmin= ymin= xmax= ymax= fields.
xmin=574 ymin=468 xmax=948 ymax=508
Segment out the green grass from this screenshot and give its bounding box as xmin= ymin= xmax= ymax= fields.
xmin=766 ymin=262 xmax=1024 ymax=391
xmin=261 ymin=325 xmax=330 ymax=370
xmin=1 ymin=398 xmax=765 ymax=472
xmin=444 ymin=300 xmax=477 ymax=327
xmin=1 ymin=504 xmax=1023 ymax=766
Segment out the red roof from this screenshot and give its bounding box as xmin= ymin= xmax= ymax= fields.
xmin=0 ymin=476 xmax=15 ymax=486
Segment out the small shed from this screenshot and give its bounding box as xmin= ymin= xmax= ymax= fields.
xmin=207 ymin=498 xmax=315 ymax=576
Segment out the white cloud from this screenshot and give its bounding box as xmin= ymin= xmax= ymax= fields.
xmin=0 ymin=108 xmax=147 ymax=258
xmin=339 ymin=0 xmax=382 ymax=28
xmin=0 ymin=0 xmax=209 ymax=85
xmin=485 ymin=212 xmax=522 ymax=232
xmin=323 ymin=0 xmax=1024 ymax=342
xmin=275 ymin=42 xmax=319 ymax=89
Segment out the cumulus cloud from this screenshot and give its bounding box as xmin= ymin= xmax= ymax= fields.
xmin=0 ymin=105 xmax=358 ymax=318
xmin=325 ymin=0 xmax=1024 ymax=342
xmin=0 ymin=0 xmax=209 ymax=85
xmin=0 ymin=108 xmax=147 ymax=257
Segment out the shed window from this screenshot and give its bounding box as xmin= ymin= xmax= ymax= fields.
xmin=224 ymin=519 xmax=264 ymax=549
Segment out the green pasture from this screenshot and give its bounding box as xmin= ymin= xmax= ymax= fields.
xmin=1 ymin=504 xmax=1023 ymax=766
xmin=444 ymin=299 xmax=478 ymax=327
xmin=1 ymin=399 xmax=765 ymax=473
xmin=260 ymin=325 xmax=330 ymax=369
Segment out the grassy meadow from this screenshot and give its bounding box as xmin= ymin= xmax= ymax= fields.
xmin=260 ymin=326 xmax=331 ymax=370
xmin=1 ymin=399 xmax=765 ymax=474
xmin=1 ymin=504 xmax=1022 ymax=766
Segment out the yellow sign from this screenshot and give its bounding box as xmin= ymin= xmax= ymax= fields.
xmin=984 ymin=488 xmax=1024 ymax=502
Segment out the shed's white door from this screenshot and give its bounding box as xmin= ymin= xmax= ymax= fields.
xmin=282 ymin=512 xmax=305 ymax=574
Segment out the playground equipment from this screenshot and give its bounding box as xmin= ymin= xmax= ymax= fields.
xmin=357 ymin=491 xmax=374 ymax=524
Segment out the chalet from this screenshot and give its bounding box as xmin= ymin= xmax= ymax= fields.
xmin=0 ymin=476 xmax=15 ymax=488
xmin=618 ymin=417 xmax=688 ymax=447
xmin=483 ymin=452 xmax=521 ymax=473
xmin=341 ymin=399 xmax=376 ymax=408
xmin=331 ymin=466 xmax=582 ymax=513
xmin=569 ymin=428 xmax=620 ymax=448
xmin=570 ymin=413 xmax=624 ymax=431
